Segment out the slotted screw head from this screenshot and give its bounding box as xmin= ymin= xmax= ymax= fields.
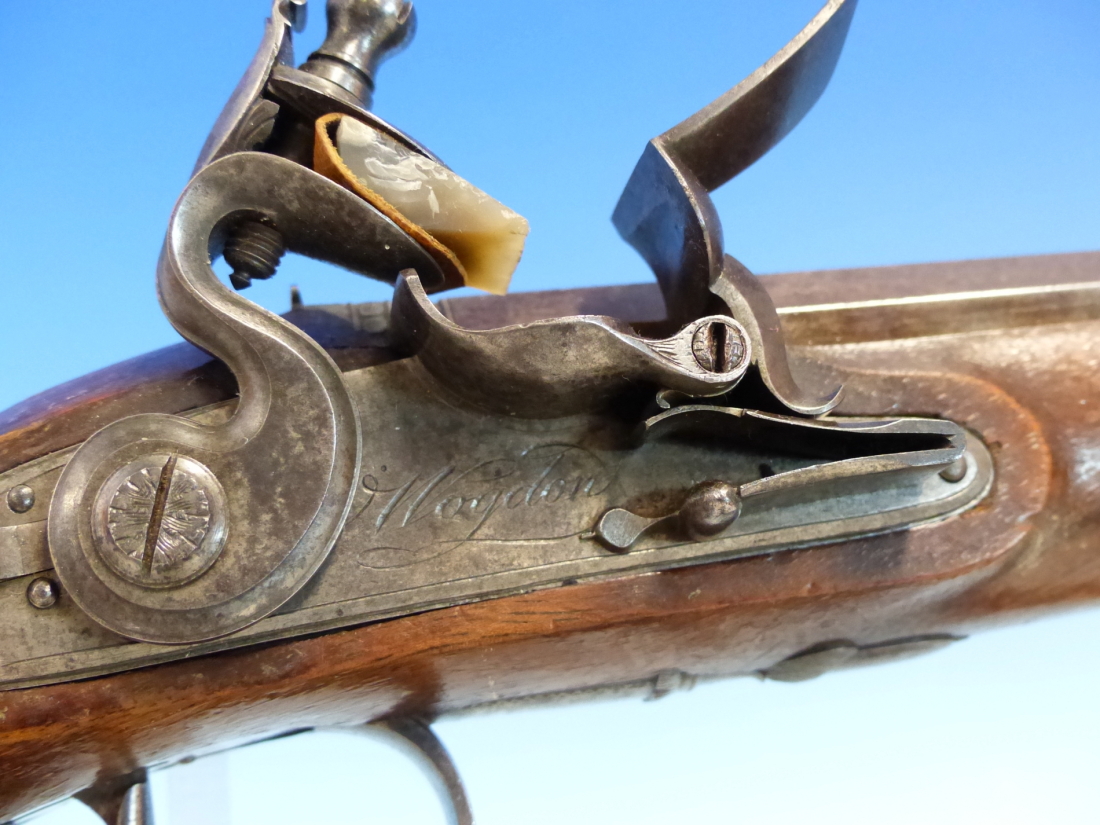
xmin=691 ymin=320 xmax=746 ymax=374
xmin=92 ymin=454 xmax=229 ymax=589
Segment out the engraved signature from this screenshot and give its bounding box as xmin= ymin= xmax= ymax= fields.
xmin=349 ymin=444 xmax=613 ymax=569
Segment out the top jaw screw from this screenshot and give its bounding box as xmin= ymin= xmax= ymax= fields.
xmin=225 ymin=221 xmax=286 ymax=290
xmin=225 ymin=2 xmax=419 ymax=290
xmin=301 ymin=0 xmax=417 ymax=107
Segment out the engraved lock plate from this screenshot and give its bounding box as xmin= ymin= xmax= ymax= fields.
xmin=0 ymin=358 xmax=993 ymax=690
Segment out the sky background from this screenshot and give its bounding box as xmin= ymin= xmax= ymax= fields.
xmin=2 ymin=0 xmax=1098 ymax=822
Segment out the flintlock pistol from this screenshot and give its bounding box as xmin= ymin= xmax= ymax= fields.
xmin=1 ymin=0 xmax=1097 ymax=821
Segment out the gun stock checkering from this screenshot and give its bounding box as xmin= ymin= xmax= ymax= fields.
xmin=0 ymin=1 xmax=1096 ymax=822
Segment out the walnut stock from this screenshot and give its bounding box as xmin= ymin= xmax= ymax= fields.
xmin=1 ymin=251 xmax=1097 ymax=820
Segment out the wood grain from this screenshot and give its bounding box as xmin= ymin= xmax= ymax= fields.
xmin=1 ymin=252 xmax=1098 ymax=819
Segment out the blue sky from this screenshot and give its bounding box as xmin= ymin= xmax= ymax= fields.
xmin=3 ymin=1 xmax=1099 ymax=823
xmin=1 ymin=0 xmax=1097 ymax=410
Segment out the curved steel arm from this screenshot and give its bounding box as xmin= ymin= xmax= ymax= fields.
xmin=612 ymin=0 xmax=855 ymax=415
xmin=662 ymin=0 xmax=857 ymax=190
xmin=48 ymin=154 xmax=444 ymax=644
xmin=714 ymin=255 xmax=843 ymax=415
